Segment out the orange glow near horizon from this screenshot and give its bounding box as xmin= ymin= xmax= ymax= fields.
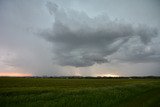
xmin=0 ymin=72 xmax=32 ymax=77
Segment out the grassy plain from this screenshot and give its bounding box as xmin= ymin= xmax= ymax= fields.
xmin=0 ymin=77 xmax=160 ymax=107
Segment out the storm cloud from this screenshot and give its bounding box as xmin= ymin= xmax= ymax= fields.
xmin=0 ymin=0 xmax=160 ymax=76
xmin=41 ymin=2 xmax=159 ymax=67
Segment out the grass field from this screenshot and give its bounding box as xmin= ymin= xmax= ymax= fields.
xmin=0 ymin=77 xmax=160 ymax=107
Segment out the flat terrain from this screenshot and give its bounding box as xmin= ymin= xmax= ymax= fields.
xmin=0 ymin=77 xmax=160 ymax=107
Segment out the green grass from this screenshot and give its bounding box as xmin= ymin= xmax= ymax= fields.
xmin=0 ymin=77 xmax=160 ymax=107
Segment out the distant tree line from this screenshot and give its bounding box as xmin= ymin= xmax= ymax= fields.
xmin=1 ymin=76 xmax=160 ymax=79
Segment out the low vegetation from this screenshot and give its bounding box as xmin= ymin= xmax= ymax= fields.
xmin=0 ymin=77 xmax=160 ymax=107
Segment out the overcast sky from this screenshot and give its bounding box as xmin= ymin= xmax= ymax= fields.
xmin=0 ymin=0 xmax=160 ymax=76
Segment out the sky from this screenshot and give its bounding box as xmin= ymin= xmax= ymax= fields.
xmin=0 ymin=0 xmax=160 ymax=77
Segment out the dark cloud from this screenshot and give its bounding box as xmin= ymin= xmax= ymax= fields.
xmin=0 ymin=0 xmax=159 ymax=76
xmin=111 ymin=36 xmax=160 ymax=63
xmin=40 ymin=2 xmax=158 ymax=67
